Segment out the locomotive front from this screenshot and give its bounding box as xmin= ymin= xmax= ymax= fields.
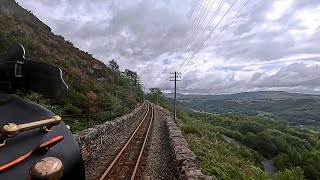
xmin=0 ymin=44 xmax=85 ymax=180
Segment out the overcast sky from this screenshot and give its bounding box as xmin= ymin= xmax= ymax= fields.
xmin=16 ymin=0 xmax=320 ymax=95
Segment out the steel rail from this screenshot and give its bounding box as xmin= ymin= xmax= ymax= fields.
xmin=99 ymin=103 xmax=152 ymax=180
xmin=131 ymin=107 xmax=154 ymax=179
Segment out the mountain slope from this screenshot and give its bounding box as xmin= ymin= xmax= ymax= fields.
xmin=0 ymin=0 xmax=143 ymax=131
xmin=178 ymin=91 xmax=320 ymax=126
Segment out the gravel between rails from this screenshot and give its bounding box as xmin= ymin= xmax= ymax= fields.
xmin=140 ymin=105 xmax=179 ymax=180
xmin=85 ymin=105 xmax=148 ymax=180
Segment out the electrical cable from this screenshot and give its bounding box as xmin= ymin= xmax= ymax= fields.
xmin=179 ymin=0 xmax=241 ymax=72
xmin=181 ymin=0 xmax=249 ymax=73
xmin=178 ymin=0 xmax=227 ymax=71
xmin=180 ymin=0 xmax=216 ymax=65
xmin=174 ymin=0 xmax=208 ymax=70
xmin=171 ymin=0 xmax=198 ymax=71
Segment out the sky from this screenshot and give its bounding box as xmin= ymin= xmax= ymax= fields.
xmin=16 ymin=0 xmax=320 ymax=95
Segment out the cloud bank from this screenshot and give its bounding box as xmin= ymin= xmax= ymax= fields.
xmin=16 ymin=0 xmax=320 ymax=94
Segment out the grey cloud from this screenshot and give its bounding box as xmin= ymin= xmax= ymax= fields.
xmin=256 ymin=63 xmax=320 ymax=89
xmin=250 ymin=72 xmax=263 ymax=82
xmin=212 ymin=0 xmax=320 ymax=64
xmin=35 ymin=0 xmax=191 ymax=66
xmin=234 ymin=1 xmax=273 ymax=35
xmin=16 ymin=0 xmax=320 ymax=95
xmin=170 ymin=62 xmax=320 ymax=95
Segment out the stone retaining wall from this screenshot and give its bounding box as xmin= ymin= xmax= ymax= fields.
xmin=73 ymin=102 xmax=145 ymax=178
xmin=156 ymin=105 xmax=214 ymax=180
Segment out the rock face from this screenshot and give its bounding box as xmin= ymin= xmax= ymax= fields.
xmin=73 ymin=102 xmax=145 ymax=179
xmin=157 ymin=106 xmax=215 ymax=180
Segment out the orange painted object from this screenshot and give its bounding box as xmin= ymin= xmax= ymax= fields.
xmin=0 ymin=136 xmax=64 ymax=173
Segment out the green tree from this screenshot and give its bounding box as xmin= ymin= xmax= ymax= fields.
xmin=108 ymin=59 xmax=119 ymax=71
xmin=146 ymin=87 xmax=164 ymax=104
xmin=123 ymin=69 xmax=141 ymax=86
xmin=274 ymin=153 xmax=290 ymax=169
xmin=243 ymin=132 xmax=256 ymax=147
xmin=272 ymin=167 xmax=305 ymax=180
xmin=149 ymin=87 xmax=163 ymax=96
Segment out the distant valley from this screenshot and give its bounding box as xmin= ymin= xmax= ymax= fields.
xmin=167 ymin=91 xmax=320 ymax=127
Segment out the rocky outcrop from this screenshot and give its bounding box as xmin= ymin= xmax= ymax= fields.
xmin=156 ymin=106 xmax=214 ymax=180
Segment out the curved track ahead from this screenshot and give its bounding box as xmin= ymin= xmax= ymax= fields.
xmin=100 ymin=103 xmax=154 ymax=180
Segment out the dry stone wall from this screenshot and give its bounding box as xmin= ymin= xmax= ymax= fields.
xmin=73 ymin=102 xmax=145 ymax=179
xmin=156 ymin=105 xmax=215 ymax=180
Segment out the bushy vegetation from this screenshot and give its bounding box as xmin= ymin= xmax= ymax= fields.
xmin=0 ymin=1 xmax=143 ymax=132
xmin=147 ymin=90 xmax=319 ymax=180
xmin=188 ymin=112 xmax=320 ymax=180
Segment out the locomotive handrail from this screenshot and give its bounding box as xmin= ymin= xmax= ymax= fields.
xmin=0 ymin=115 xmax=61 ymax=146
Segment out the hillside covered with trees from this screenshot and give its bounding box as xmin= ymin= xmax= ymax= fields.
xmin=177 ymin=91 xmax=320 ymax=131
xmin=0 ymin=0 xmax=143 ymax=132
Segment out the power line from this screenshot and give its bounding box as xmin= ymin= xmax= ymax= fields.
xmin=178 ymin=0 xmax=227 ymax=72
xmin=179 ymin=0 xmax=240 ymax=72
xmin=178 ymin=0 xmax=227 ymax=71
xmin=197 ymin=0 xmax=227 ymax=41
xmin=181 ymin=0 xmax=207 ymax=50
xmin=191 ymin=0 xmax=216 ymax=42
xmin=182 ymin=0 xmax=211 ymax=52
xmin=171 ymin=0 xmax=198 ymax=71
xmin=180 ymin=0 xmax=216 ymax=65
xmin=181 ymin=0 xmax=250 ymax=73
xmin=174 ymin=0 xmax=207 ymax=70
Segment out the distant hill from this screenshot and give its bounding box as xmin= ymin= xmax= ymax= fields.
xmin=176 ymin=91 xmax=320 ymax=126
xmin=0 ymin=0 xmax=143 ymax=131
xmin=166 ymin=91 xmax=319 ymax=100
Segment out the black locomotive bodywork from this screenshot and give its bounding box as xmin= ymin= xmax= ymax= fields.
xmin=0 ymin=44 xmax=85 ymax=179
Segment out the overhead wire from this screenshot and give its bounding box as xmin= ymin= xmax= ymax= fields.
xmin=181 ymin=0 xmax=210 ymax=53
xmin=179 ymin=0 xmax=216 ymax=66
xmin=179 ymin=0 xmax=207 ymax=53
xmin=171 ymin=0 xmax=198 ymax=71
xmin=190 ymin=0 xmax=217 ymax=42
xmin=178 ymin=0 xmax=242 ymax=72
xmin=178 ymin=0 xmax=227 ymax=71
xmin=178 ymin=0 xmax=227 ymax=72
xmin=180 ymin=0 xmax=250 ymax=73
xmin=173 ymin=0 xmax=207 ymax=70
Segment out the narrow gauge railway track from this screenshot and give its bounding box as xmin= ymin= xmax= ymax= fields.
xmin=100 ymin=103 xmax=154 ymax=180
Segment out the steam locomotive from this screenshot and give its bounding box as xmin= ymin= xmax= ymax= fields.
xmin=0 ymin=44 xmax=85 ymax=179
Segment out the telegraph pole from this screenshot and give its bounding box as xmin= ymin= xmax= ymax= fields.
xmin=156 ymin=89 xmax=159 ymax=105
xmin=170 ymin=72 xmax=181 ymax=122
xmin=153 ymin=80 xmax=159 ymax=105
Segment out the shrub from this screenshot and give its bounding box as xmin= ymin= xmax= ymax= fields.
xmin=180 ymin=124 xmax=202 ymax=137
xmin=272 ymin=167 xmax=305 ymax=180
